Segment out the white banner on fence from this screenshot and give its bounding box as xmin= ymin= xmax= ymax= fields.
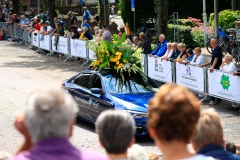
xmin=208 ymin=70 xmax=240 ymax=102
xmin=88 ymin=49 xmax=95 ymax=60
xmin=147 ymin=57 xmax=172 ymax=83
xmin=39 ymin=35 xmax=51 ymax=51
xmin=176 ymin=63 xmax=204 ymax=92
xmin=32 ymin=31 xmax=39 ymax=47
xmin=51 ymin=36 xmax=69 ymax=54
xmin=70 ymin=39 xmax=87 ymax=58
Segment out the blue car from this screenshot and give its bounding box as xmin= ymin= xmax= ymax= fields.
xmin=62 ymin=70 xmax=159 ymax=135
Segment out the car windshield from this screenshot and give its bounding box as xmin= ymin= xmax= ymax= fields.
xmin=103 ymin=73 xmax=158 ymax=94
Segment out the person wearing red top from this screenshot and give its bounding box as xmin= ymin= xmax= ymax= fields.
xmin=35 ymin=18 xmax=41 ymax=31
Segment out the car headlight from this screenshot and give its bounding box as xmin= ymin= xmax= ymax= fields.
xmin=125 ymin=110 xmax=147 ymax=118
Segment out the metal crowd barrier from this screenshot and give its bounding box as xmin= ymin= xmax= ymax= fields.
xmin=147 ymin=56 xmax=240 ymax=104
xmin=8 ymin=32 xmax=240 ymax=104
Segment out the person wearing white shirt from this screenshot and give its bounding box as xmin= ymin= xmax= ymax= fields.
xmin=44 ymin=21 xmax=53 ymax=35
xmin=219 ymin=54 xmax=238 ymax=111
xmin=220 ymin=54 xmax=237 ymax=73
xmin=186 ymin=47 xmax=204 ymax=66
xmin=161 ymin=43 xmax=173 ymax=59
xmin=186 ymin=47 xmax=205 ymax=99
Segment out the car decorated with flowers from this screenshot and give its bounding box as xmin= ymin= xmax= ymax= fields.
xmin=62 ymin=33 xmax=160 ymax=135
xmin=62 ymin=70 xmax=158 ymax=135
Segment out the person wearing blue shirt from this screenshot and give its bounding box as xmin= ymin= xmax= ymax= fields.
xmin=162 ymin=42 xmax=180 ymax=61
xmin=20 ymin=15 xmax=30 ymax=25
xmin=191 ymin=108 xmax=240 ymax=160
xmin=82 ymin=20 xmax=91 ymax=30
xmin=83 ymin=7 xmax=91 ymax=22
xmin=186 ymin=48 xmax=195 ymax=61
xmin=151 ymin=34 xmax=168 ymax=57
xmin=82 ymin=26 xmax=93 ymax=40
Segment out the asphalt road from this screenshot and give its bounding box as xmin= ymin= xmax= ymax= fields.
xmin=0 ymin=41 xmax=240 ymax=156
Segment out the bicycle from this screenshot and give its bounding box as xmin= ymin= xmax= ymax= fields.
xmin=207 ymin=26 xmax=231 ymax=54
xmin=206 ymin=36 xmax=230 ymax=55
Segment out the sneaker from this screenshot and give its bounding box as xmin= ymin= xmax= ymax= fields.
xmin=209 ymin=101 xmax=217 ymax=105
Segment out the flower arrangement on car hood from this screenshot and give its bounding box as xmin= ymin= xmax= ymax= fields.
xmin=88 ymin=32 xmax=146 ymax=82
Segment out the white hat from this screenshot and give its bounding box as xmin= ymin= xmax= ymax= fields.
xmin=78 ymin=28 xmax=82 ymax=32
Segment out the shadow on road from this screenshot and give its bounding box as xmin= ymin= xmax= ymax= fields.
xmin=1 ymin=41 xmax=89 ymax=73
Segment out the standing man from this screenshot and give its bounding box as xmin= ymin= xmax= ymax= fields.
xmin=102 ymin=25 xmax=112 ymax=41
xmin=83 ymin=7 xmax=91 ymax=22
xmin=200 ymin=38 xmax=223 ymax=105
xmin=139 ymin=32 xmax=152 ymax=55
xmin=110 ymin=5 xmax=115 ymax=17
xmin=70 ymin=12 xmax=77 ymax=26
xmin=38 ymin=9 xmax=44 ymax=21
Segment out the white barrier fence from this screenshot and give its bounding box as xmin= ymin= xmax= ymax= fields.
xmin=10 ymin=27 xmax=240 ymax=103
xmin=147 ymin=57 xmax=240 ymax=103
xmin=175 ymin=62 xmax=204 ymax=93
xmin=208 ymin=70 xmax=240 ymax=103
xmin=148 ymin=57 xmax=172 ymax=83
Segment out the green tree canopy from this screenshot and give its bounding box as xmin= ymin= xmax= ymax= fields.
xmin=119 ymin=0 xmax=156 ymax=32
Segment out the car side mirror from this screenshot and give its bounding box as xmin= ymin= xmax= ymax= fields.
xmin=91 ymin=88 xmax=101 ymax=94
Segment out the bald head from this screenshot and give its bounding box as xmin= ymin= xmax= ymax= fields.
xmin=210 ymin=38 xmax=218 ymax=48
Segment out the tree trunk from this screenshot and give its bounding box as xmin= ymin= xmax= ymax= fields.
xmin=12 ymin=0 xmax=20 ymax=14
xmin=156 ymin=0 xmax=168 ymax=37
xmin=99 ymin=0 xmax=109 ymax=27
xmin=47 ymin=0 xmax=55 ymax=24
xmin=42 ymin=0 xmax=47 ymax=12
xmin=161 ymin=0 xmax=168 ymax=38
xmin=156 ymin=0 xmax=161 ymax=35
xmin=105 ymin=0 xmax=109 ymax=26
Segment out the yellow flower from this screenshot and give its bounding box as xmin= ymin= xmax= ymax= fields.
xmin=114 ymin=65 xmax=118 ymax=69
xmin=116 ymin=61 xmax=119 ymax=65
xmin=117 ymin=55 xmax=121 ymax=60
xmin=96 ymin=61 xmax=100 ymax=65
xmin=118 ymin=63 xmax=123 ymax=68
xmin=101 ymin=49 xmax=104 ymax=53
xmin=110 ymin=58 xmax=114 ymax=62
xmin=115 ymin=52 xmax=122 ymax=56
xmin=106 ymin=51 xmax=109 ymax=54
xmin=113 ymin=41 xmax=118 ymax=44
xmin=113 ymin=58 xmax=117 ymax=62
xmin=123 ymin=59 xmax=127 ymax=63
